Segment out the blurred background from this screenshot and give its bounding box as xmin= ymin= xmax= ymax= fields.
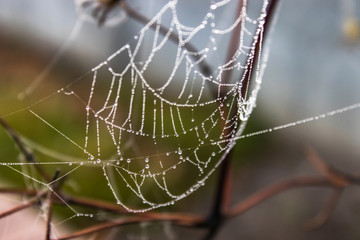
xmin=0 ymin=0 xmax=360 ymax=239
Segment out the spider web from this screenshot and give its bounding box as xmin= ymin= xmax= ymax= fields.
xmin=1 ymin=0 xmax=269 ymax=226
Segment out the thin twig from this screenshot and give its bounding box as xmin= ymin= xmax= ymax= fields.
xmin=305 ymin=145 xmax=349 ymax=187
xmin=46 ymin=190 xmax=54 ymax=240
xmin=120 ymin=1 xmax=212 ymax=76
xmin=63 ymin=195 xmax=128 ymax=213
xmin=207 ymin=0 xmax=244 ymax=228
xmin=55 ymin=213 xmax=204 ymax=240
xmin=227 ymin=176 xmax=332 ymax=218
xmin=0 ymin=190 xmax=47 ymax=219
xmin=0 ymin=199 xmax=39 ymax=219
xmin=0 ymin=188 xmax=37 ymax=196
xmin=302 ymin=188 xmax=343 ymax=231
xmin=46 ymin=170 xmax=62 ymax=240
xmin=53 ymin=172 xmax=360 ymax=239
xmin=205 ymin=1 xmax=279 ymax=239
xmin=0 ymin=117 xmax=51 ymax=182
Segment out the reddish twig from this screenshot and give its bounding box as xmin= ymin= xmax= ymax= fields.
xmin=0 ymin=199 xmax=39 ymax=219
xmin=119 ymin=1 xmax=212 ymax=76
xmin=55 ymin=213 xmax=204 ymax=240
xmin=305 ymin=145 xmax=350 ymax=187
xmin=0 ymin=117 xmax=51 ymax=182
xmin=52 ymin=172 xmax=360 ymax=239
xmin=204 ymin=1 xmax=279 ymax=239
xmin=46 ymin=190 xmax=54 ymax=240
xmin=0 ymin=191 xmax=47 ymax=219
xmin=302 ymin=188 xmax=343 ymax=231
xmin=227 ymin=176 xmax=331 ymax=218
xmin=46 ymin=170 xmax=62 ymax=240
xmin=0 ymin=188 xmax=37 ymax=196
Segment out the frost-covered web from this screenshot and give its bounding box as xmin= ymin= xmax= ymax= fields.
xmin=1 ymin=0 xmax=270 ymax=214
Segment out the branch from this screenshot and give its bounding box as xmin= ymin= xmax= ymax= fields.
xmin=0 ymin=188 xmax=37 ymax=196
xmin=0 ymin=190 xmax=47 ymax=219
xmin=119 ymin=1 xmax=212 ymax=76
xmin=205 ymin=1 xmax=279 ymax=239
xmin=46 ymin=170 xmax=62 ymax=240
xmin=54 ymin=172 xmax=360 ymax=239
xmin=0 ymin=198 xmax=40 ymax=219
xmin=55 ymin=213 xmax=204 ymax=240
xmin=0 ymin=117 xmax=51 ymax=182
xmin=305 ymin=145 xmax=350 ymax=187
xmin=227 ymin=176 xmax=331 ymax=217
xmin=302 ymin=188 xmax=343 ymax=231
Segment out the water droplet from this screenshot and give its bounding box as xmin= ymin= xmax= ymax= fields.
xmin=145 ymin=157 xmax=149 ymax=163
xmin=127 ymin=159 xmax=131 ymax=163
xmin=96 ymin=159 xmax=101 ymax=163
xmin=145 ymin=164 xmax=149 ymax=169
xmin=178 ymin=149 xmax=182 ymax=155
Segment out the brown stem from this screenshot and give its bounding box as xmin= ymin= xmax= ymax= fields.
xmin=46 ymin=170 xmax=61 ymax=240
xmin=0 ymin=117 xmax=51 ymax=182
xmin=55 ymin=173 xmax=360 ymax=239
xmin=302 ymin=188 xmax=343 ymax=231
xmin=204 ymin=1 xmax=245 ymax=237
xmin=0 ymin=188 xmax=37 ymax=196
xmin=45 ymin=191 xmax=54 ymax=240
xmin=205 ymin=1 xmax=279 ymax=239
xmin=55 ymin=213 xmax=204 ymax=240
xmin=227 ymin=176 xmax=332 ymax=218
xmin=120 ymin=1 xmax=212 ymax=76
xmin=305 ymin=145 xmax=350 ymax=187
xmin=0 ymin=195 xmax=42 ymax=219
xmin=63 ymin=195 xmax=128 ymax=213
xmin=55 ymin=217 xmax=147 ymax=240
xmin=220 ymin=0 xmax=244 ymax=91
